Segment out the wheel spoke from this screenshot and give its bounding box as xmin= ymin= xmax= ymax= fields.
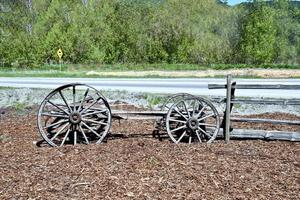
xmin=48 ymin=100 xmax=69 ymax=115
xmin=80 ymin=96 xmax=102 ymax=114
xmin=198 ymin=127 xmax=212 ymax=138
xmin=60 ymin=128 xmax=71 ymax=146
xmin=168 ymin=118 xmax=187 ymax=124
xmin=78 ymin=88 xmax=89 ymax=112
xmin=41 ymin=113 xmax=69 ymax=118
xmin=192 ymin=100 xmax=197 ymax=117
xmin=174 ymin=106 xmax=188 ymax=120
xmin=81 ymin=121 xmax=101 ymax=137
xmin=182 ymin=101 xmax=190 ymax=118
xmin=82 ymin=118 xmax=108 ymax=126
xmin=170 ymin=125 xmax=186 ymax=133
xmin=176 ymin=131 xmax=186 ymax=144
xmin=74 ymin=130 xmax=77 ymax=145
xmin=196 ymin=105 xmax=207 ymax=118
xmin=73 ymin=85 xmax=76 ymax=112
xmin=59 ymin=90 xmax=72 ymax=112
xmin=198 ymin=123 xmax=217 ymax=127
xmin=82 ymin=109 xmax=108 ymax=117
xmin=44 ymin=119 xmax=68 ymax=129
xmin=198 ymin=113 xmax=215 ymax=121
xmin=188 ymin=135 xmax=192 ymax=144
xmin=195 ymin=130 xmax=202 ymax=143
xmin=50 ymin=123 xmax=69 ymax=141
xmin=79 ymin=125 xmax=89 ymax=144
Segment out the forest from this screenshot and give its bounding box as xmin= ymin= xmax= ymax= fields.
xmin=0 ymin=0 xmax=299 ymax=68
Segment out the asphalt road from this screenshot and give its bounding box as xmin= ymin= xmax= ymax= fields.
xmin=0 ymin=77 xmax=300 ymax=98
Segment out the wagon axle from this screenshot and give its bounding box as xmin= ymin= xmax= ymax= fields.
xmin=187 ymin=118 xmax=199 ymax=130
xmin=69 ymin=112 xmax=82 ymax=125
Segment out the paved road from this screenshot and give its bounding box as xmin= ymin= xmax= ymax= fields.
xmin=0 ymin=77 xmax=300 ymax=98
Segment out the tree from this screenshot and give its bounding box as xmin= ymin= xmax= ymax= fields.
xmin=239 ymin=1 xmax=277 ymax=64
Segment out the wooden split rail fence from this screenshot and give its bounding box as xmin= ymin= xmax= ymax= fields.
xmin=208 ymin=75 xmax=300 ymax=142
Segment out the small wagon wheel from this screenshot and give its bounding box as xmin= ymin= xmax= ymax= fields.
xmin=166 ymin=96 xmax=220 ymax=144
xmin=154 ymin=93 xmax=198 ymax=138
xmin=37 ymin=83 xmax=112 ymax=147
xmin=160 ymin=93 xmax=196 ymax=111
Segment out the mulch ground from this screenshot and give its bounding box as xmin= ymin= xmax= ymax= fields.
xmin=0 ymin=107 xmax=299 ymax=199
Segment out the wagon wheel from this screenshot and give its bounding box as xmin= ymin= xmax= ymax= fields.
xmin=37 ymin=83 xmax=112 ymax=147
xmin=160 ymin=93 xmax=196 ymax=111
xmin=156 ymin=93 xmax=196 ymax=127
xmin=153 ymin=93 xmax=197 ymax=139
xmin=166 ymin=97 xmax=220 ymax=144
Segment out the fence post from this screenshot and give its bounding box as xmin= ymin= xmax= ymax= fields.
xmin=225 ymin=74 xmax=232 ymax=143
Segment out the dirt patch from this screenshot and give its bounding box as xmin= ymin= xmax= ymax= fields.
xmin=0 ymin=108 xmax=299 ymax=199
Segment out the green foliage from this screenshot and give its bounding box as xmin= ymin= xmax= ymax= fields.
xmin=9 ymin=101 xmax=30 ymax=115
xmin=0 ymin=0 xmax=299 ymax=67
xmin=144 ymin=93 xmax=164 ymax=109
xmin=272 ymin=0 xmax=300 ymax=64
xmin=237 ymin=0 xmax=300 ymax=64
xmin=239 ymin=1 xmax=277 ymax=64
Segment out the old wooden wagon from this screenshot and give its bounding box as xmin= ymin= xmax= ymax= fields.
xmin=37 ymin=75 xmax=300 ymax=146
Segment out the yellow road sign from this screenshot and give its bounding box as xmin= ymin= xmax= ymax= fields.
xmin=57 ymin=48 xmax=63 ymax=59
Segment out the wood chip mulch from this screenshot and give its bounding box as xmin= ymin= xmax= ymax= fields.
xmin=0 ymin=109 xmax=299 ymax=199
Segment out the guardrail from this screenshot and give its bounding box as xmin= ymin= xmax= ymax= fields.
xmin=208 ymin=75 xmax=300 ymax=143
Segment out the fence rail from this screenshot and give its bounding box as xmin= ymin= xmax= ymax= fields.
xmin=208 ymin=75 xmax=300 ymax=143
xmin=208 ymin=84 xmax=300 ymax=90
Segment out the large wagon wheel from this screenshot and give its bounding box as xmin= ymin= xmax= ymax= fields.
xmin=166 ymin=96 xmax=220 ymax=144
xmin=37 ymin=83 xmax=112 ymax=147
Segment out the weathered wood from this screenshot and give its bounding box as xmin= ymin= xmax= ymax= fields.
xmin=231 ymin=98 xmax=300 ymax=105
xmin=112 ymin=110 xmax=166 ymax=116
xmin=217 ymin=129 xmax=300 ymax=141
xmin=225 ymin=75 xmax=232 ymax=143
xmin=112 ymin=111 xmax=165 ymax=120
xmin=207 ymin=77 xmax=300 ymax=143
xmin=208 ymin=84 xmax=300 ymax=90
xmin=114 ymin=116 xmax=162 ymax=120
xmin=231 ymin=117 xmax=300 ymax=125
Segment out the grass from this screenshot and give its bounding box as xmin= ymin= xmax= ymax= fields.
xmin=1 ymin=63 xmax=299 ymax=71
xmin=144 ymin=93 xmax=165 ymax=109
xmin=9 ymin=102 xmax=31 ymax=115
xmin=0 ymin=63 xmax=299 ymax=78
xmin=0 ymin=86 xmax=15 ymax=90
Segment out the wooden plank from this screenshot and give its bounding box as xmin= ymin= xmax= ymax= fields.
xmin=231 ymin=99 xmax=300 ymax=105
xmin=231 ymin=117 xmax=300 ymax=125
xmin=225 ymin=75 xmax=232 ymax=143
xmin=208 ymin=84 xmax=300 ymax=90
xmin=217 ymin=129 xmax=300 ymax=142
xmin=112 ymin=110 xmax=166 ymax=116
xmin=208 ymin=84 xmax=227 ymax=89
xmin=117 ymin=116 xmax=161 ymax=120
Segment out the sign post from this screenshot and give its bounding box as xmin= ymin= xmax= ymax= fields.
xmin=57 ymin=48 xmax=63 ymax=71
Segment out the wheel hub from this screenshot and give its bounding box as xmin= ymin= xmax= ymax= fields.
xmin=69 ymin=112 xmax=82 ymax=124
xmin=187 ymin=117 xmax=199 ymax=130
